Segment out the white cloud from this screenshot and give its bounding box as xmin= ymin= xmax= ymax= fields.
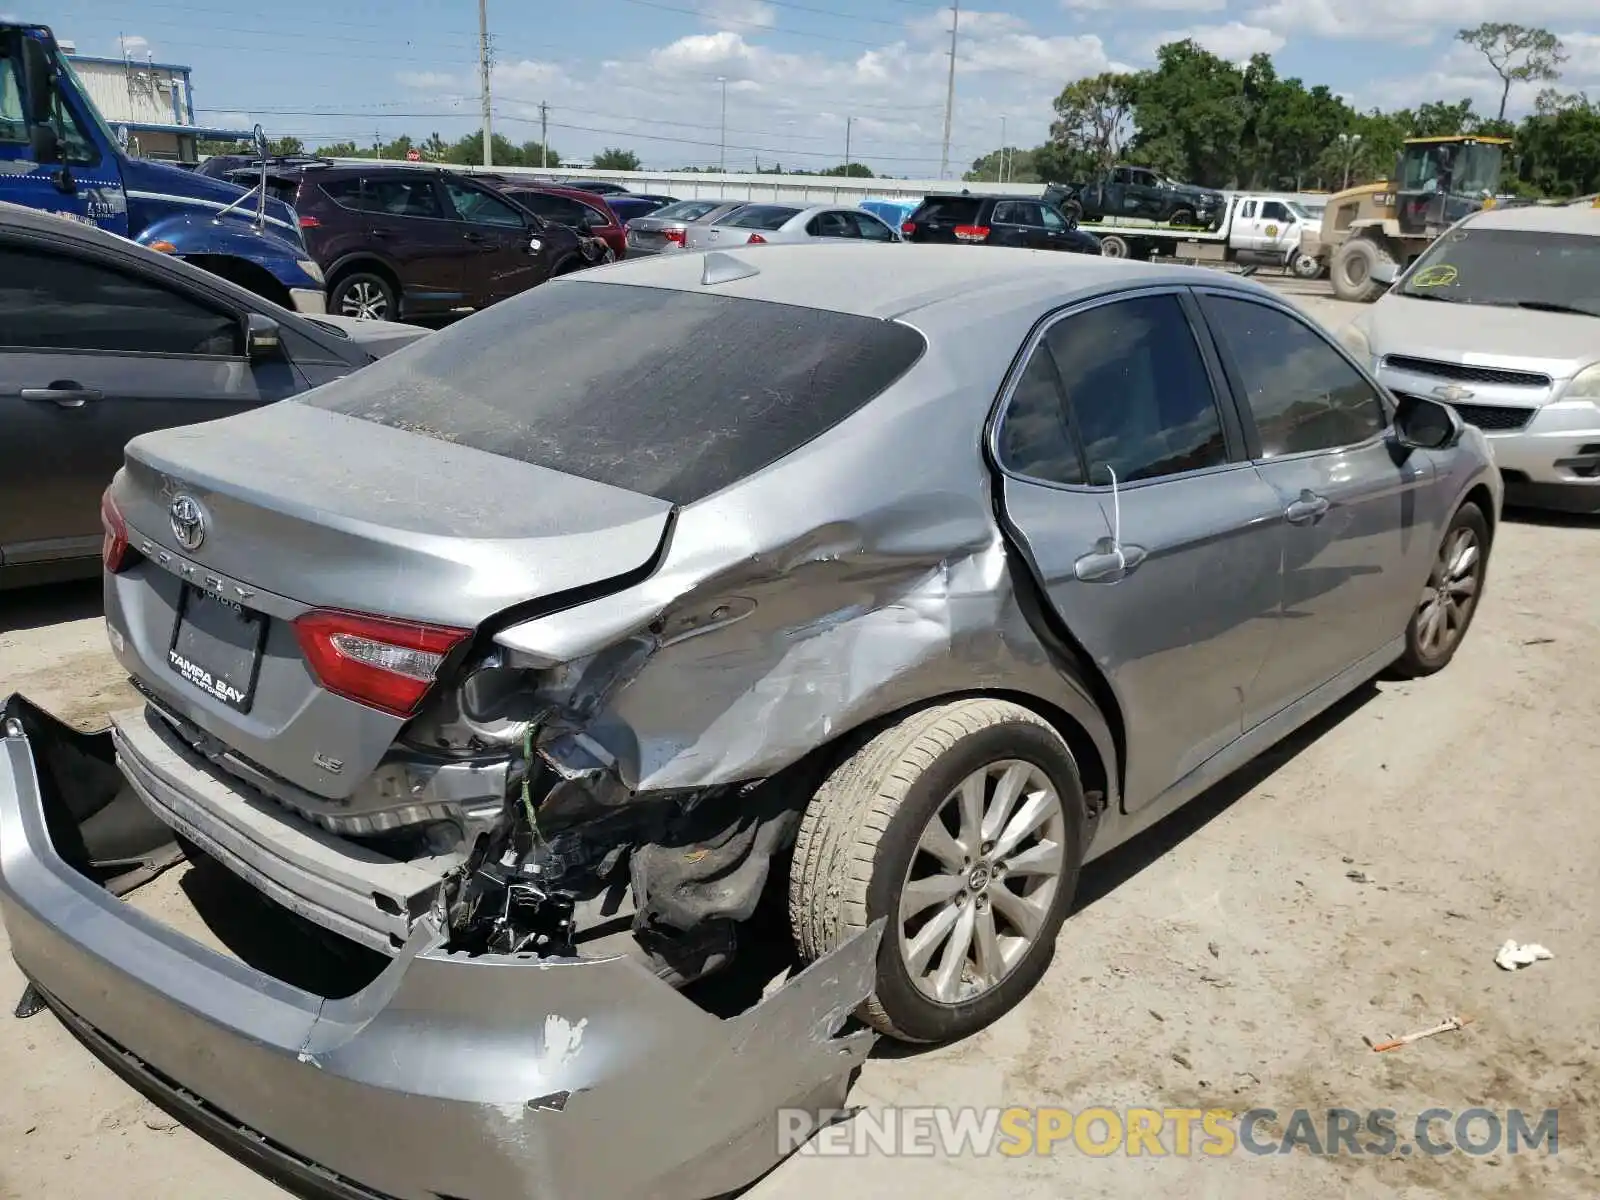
xmin=1249 ymin=0 xmax=1597 ymax=40
xmin=1360 ymin=37 xmax=1599 ymax=115
xmin=1063 ymin=0 xmax=1225 ymax=12
xmin=1559 ymin=31 xmax=1600 ymax=87
xmin=397 ymin=70 xmax=458 ymax=91
xmin=1136 ymin=22 xmax=1285 ymax=61
xmin=697 ymin=0 xmax=777 ymax=31
xmin=907 ymin=8 xmax=1032 ymax=40
xmin=116 ymin=34 xmax=152 ymax=58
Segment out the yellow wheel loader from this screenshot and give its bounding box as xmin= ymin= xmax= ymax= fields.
xmin=1300 ymin=135 xmax=1512 ymax=302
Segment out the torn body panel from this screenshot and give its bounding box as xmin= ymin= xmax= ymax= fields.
xmin=0 ymin=700 xmax=882 ymax=1200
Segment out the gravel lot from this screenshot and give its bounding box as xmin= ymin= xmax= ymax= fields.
xmin=2 ymin=278 xmax=1596 ymax=1199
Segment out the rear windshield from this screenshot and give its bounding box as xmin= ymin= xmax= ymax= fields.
xmin=721 ymin=205 xmax=800 ymax=230
xmin=652 ymin=200 xmax=719 ymax=221
xmin=911 ymin=197 xmax=983 ymax=224
xmin=301 ymin=280 xmax=926 ymax=506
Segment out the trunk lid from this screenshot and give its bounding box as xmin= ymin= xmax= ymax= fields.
xmin=116 ymin=399 xmax=674 ymax=631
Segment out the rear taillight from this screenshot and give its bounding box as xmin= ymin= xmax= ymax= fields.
xmin=747 ymin=232 xmax=767 ymax=244
xmin=954 ymin=225 xmax=990 ymax=243
xmin=299 ymin=215 xmax=321 ymax=229
xmin=100 ymin=489 xmax=136 ymax=574
xmin=664 ymin=228 xmax=686 ymax=245
xmin=901 ymin=221 xmax=916 ymax=236
xmin=293 ymin=610 xmax=470 ymax=718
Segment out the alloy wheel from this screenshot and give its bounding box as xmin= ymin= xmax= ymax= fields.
xmin=897 ymin=760 xmax=1067 ymax=1005
xmin=1416 ymin=525 xmax=1481 ymax=659
xmin=339 ymin=280 xmax=389 ymax=320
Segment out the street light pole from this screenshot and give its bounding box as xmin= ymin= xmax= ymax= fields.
xmin=478 ymin=0 xmax=492 ymax=167
xmin=999 ymin=115 xmax=1006 ymax=182
xmin=717 ymin=76 xmax=727 ymax=172
xmin=939 ymin=1 xmax=960 ymax=179
xmin=844 ymin=115 xmax=852 ymax=173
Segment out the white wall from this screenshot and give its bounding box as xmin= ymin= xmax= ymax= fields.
xmin=71 ymin=58 xmax=189 ymax=127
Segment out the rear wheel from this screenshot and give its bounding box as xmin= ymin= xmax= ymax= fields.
xmin=1168 ymin=206 xmax=1197 ymax=228
xmin=1291 ymin=250 xmax=1324 ymax=279
xmin=1396 ymin=502 xmax=1489 ymax=677
xmin=330 ymin=270 xmax=396 ymax=321
xmin=790 ymin=699 xmax=1087 ymax=1044
xmin=1099 ymin=234 xmax=1129 ymax=259
xmin=1330 ymin=236 xmax=1394 ymax=303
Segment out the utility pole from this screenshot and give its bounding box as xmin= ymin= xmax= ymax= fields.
xmin=999 ymin=115 xmax=1006 ymax=182
xmin=939 ymin=0 xmax=960 ymax=179
xmin=539 ymin=101 xmax=549 ymax=168
xmin=844 ymin=115 xmax=852 ymax=173
xmin=717 ymin=76 xmax=728 ymax=172
xmin=478 ymin=0 xmax=492 ymax=167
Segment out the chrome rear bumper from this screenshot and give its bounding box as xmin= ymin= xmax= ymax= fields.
xmin=1 ymin=696 xmax=879 ymax=1200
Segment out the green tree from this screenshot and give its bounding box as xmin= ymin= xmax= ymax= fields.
xmin=445 ymin=131 xmax=525 ymax=166
xmin=819 ymin=162 xmax=874 ymax=177
xmin=315 ymin=140 xmax=361 ymax=158
xmin=592 ymin=147 xmax=641 ymax=171
xmin=1456 ymin=24 xmax=1566 ymax=122
xmin=964 ymin=146 xmax=1040 ymax=183
xmin=1125 ymin=41 xmax=1247 ymax=187
xmin=267 ymin=136 xmax=304 ymax=157
xmin=1516 ymin=91 xmax=1600 ymax=195
xmin=421 ymin=132 xmax=450 ymax=161
xmin=1050 ymin=72 xmax=1135 ymax=175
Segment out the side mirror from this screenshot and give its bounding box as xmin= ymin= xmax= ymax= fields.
xmin=21 ymin=36 xmax=57 ymax=126
xmin=245 ymin=312 xmax=284 ymax=359
xmin=1393 ymin=393 xmax=1461 ymax=451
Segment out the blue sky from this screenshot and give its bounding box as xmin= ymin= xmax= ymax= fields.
xmin=37 ymin=0 xmax=1600 ymax=174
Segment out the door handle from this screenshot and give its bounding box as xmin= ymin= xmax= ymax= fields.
xmin=1284 ymin=491 xmax=1331 ymax=524
xmin=21 ymin=384 xmax=103 ymax=408
xmin=370 ymin=227 xmax=395 ymax=239
xmin=463 ymin=231 xmax=488 ymax=243
xmin=1074 ymin=542 xmax=1148 ymax=582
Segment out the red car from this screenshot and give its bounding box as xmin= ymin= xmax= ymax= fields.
xmin=491 ymin=183 xmax=627 ymax=260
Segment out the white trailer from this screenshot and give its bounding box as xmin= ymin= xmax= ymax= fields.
xmin=1081 ymin=194 xmax=1323 ymax=278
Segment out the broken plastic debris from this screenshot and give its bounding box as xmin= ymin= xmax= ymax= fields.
xmin=1494 ymin=940 xmax=1553 ymax=971
xmin=1364 ymin=1015 xmax=1471 ymax=1053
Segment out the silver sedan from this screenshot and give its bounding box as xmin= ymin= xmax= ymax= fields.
xmin=3 ymin=245 xmax=1498 ymax=1200
xmin=683 ymin=201 xmax=901 ymax=248
xmin=622 ymin=198 xmax=746 ymax=256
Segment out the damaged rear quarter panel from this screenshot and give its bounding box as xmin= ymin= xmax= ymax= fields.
xmin=497 ymin=322 xmax=1118 ymax=802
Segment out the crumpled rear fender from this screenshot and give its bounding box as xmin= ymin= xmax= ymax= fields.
xmin=0 ymin=696 xmax=882 ymax=1200
xmin=498 ymin=492 xmax=1119 ymax=805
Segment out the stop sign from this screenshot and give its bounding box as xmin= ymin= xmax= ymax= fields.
xmin=406 ymin=149 xmax=421 ymax=161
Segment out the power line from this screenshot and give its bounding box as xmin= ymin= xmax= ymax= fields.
xmin=608 ymin=0 xmax=883 ymax=48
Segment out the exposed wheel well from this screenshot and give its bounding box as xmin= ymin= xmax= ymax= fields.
xmin=183 ymin=255 xmax=292 ymax=309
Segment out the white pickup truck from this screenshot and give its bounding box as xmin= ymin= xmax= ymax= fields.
xmin=1082 ymin=194 xmax=1323 ymax=277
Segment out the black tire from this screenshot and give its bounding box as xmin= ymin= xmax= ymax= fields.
xmin=790 ymin=699 xmax=1087 ymax=1044
xmin=1395 ymin=502 xmax=1490 ymax=677
xmin=1168 ymin=207 xmax=1197 ymax=228
xmin=1330 ymin=237 xmax=1393 ymax=303
xmin=1099 ymin=234 xmax=1129 ymax=259
xmin=329 ymin=269 xmax=397 ymax=321
xmin=1290 ymin=250 xmax=1324 ymax=280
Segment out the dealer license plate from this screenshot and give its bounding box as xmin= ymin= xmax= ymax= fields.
xmin=168 ymin=585 xmax=268 ymax=713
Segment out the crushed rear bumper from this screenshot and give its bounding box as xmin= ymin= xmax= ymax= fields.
xmin=0 ymin=695 xmax=880 ymax=1200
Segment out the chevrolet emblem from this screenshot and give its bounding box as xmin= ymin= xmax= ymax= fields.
xmin=1431 ymin=383 xmax=1476 ymax=403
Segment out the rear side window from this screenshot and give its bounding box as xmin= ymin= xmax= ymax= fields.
xmin=1043 ymin=294 xmax=1227 ymax=484
xmin=722 ymin=205 xmax=800 ymax=231
xmin=303 ymin=281 xmax=926 ymax=505
xmin=0 ymin=245 xmax=241 ymax=356
xmin=910 ymin=197 xmax=982 ymax=224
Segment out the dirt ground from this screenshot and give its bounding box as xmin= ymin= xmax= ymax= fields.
xmin=2 ymin=279 xmax=1597 ymax=1199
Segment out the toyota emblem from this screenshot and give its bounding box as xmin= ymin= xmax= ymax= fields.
xmin=169 ymin=494 xmax=207 ymax=551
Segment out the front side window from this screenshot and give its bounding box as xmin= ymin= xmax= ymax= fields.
xmin=1201 ymin=294 xmax=1386 ymax=457
xmin=1261 ymin=201 xmax=1291 ymax=222
xmin=1044 ymin=294 xmax=1228 ymax=484
xmin=850 ymin=211 xmax=894 ymax=241
xmin=0 ymin=51 xmax=97 ymax=164
xmin=0 ymin=245 xmax=240 ymax=356
xmin=444 ymin=180 xmax=525 ymax=228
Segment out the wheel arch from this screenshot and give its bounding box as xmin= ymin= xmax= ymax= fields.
xmin=324 ymin=253 xmax=401 ymax=292
xmin=180 ymin=255 xmax=292 ymax=309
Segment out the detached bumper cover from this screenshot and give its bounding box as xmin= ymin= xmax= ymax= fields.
xmin=0 ymin=697 xmax=880 ymax=1200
